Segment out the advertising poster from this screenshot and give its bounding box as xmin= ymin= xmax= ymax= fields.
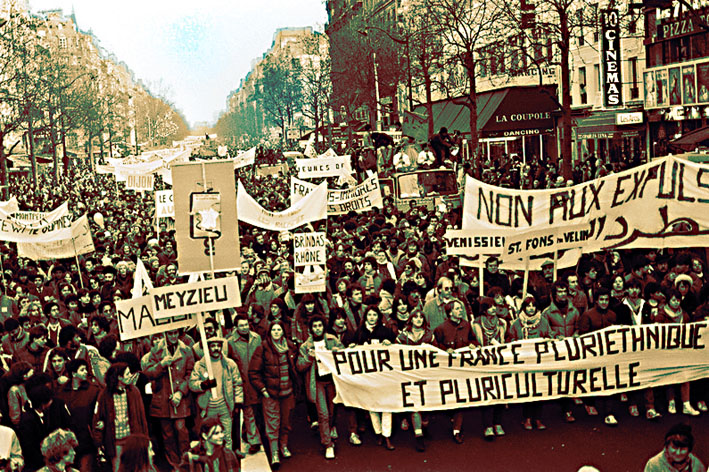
xmin=644 ymin=71 xmax=656 ymax=108
xmin=656 ymin=69 xmax=668 ymax=106
xmin=669 ymin=67 xmax=681 ymax=105
xmin=683 ymin=65 xmax=696 ymax=104
xmin=697 ymin=62 xmax=709 ymax=103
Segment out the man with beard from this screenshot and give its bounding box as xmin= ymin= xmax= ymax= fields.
xmin=142 ymin=329 xmax=195 ymax=469
xmin=13 ymin=326 xmax=49 ymax=373
xmin=579 ymin=288 xmax=619 ymax=426
xmin=483 ymin=257 xmax=510 ymax=295
xmin=343 ymin=284 xmax=366 ymax=333
xmin=297 ymin=316 xmax=344 ymax=460
xmin=566 ymin=273 xmax=589 ymax=315
xmin=227 ymin=315 xmax=263 ymax=455
xmin=340 ymin=258 xmax=360 ymax=284
xmin=423 ymin=277 xmax=460 ymax=331
xmin=99 ymin=266 xmax=117 ymax=302
xmin=542 ymin=281 xmax=580 ymax=422
xmin=1 ymin=318 xmax=29 ymax=356
xmin=189 ymin=336 xmax=243 ymax=452
xmin=529 ymin=260 xmax=555 ymax=310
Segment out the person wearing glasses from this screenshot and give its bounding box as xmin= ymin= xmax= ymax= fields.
xmin=423 ymin=277 xmax=463 ymax=331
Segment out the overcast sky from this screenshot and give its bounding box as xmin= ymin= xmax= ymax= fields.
xmin=28 ymin=0 xmax=328 ymax=127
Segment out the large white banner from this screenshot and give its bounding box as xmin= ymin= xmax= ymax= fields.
xmin=0 ymin=202 xmax=75 ymax=243
xmin=155 ymin=190 xmax=174 ymax=218
xmin=296 ymin=155 xmax=352 ymax=179
xmin=291 ymin=175 xmax=383 ymax=215
xmin=17 ymin=215 xmax=94 ymax=260
xmin=462 ymin=155 xmax=709 ymax=252
xmin=237 ymin=180 xmax=327 ymax=231
xmin=316 ymin=322 xmax=709 ymax=413
xmin=0 ymin=197 xmax=20 ymax=216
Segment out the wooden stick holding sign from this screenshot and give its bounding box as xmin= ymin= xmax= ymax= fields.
xmin=163 ymin=332 xmax=178 ymax=415
xmin=521 ymin=257 xmax=530 ymax=301
xmin=552 ymin=249 xmax=558 ymax=283
xmin=71 ymin=237 xmax=85 ymax=289
xmin=478 ymin=257 xmax=484 ymax=298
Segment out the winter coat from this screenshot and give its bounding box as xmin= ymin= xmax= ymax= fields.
xmin=142 ymin=339 xmax=195 ymax=418
xmin=57 ymin=380 xmax=100 ymax=455
xmin=92 ymin=385 xmax=148 ymax=459
xmin=189 ymin=355 xmax=243 ymax=415
xmin=227 ymin=331 xmax=262 ymax=406
xmin=543 ymin=300 xmax=581 ymax=338
xmin=248 ymin=337 xmax=299 ymax=399
xmin=296 ymin=334 xmax=343 ymax=403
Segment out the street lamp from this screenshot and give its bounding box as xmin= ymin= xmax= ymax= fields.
xmin=357 ymin=29 xmax=383 ymax=131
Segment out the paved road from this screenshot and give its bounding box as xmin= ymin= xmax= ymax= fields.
xmin=274 ymin=399 xmax=709 ymax=472
xmin=153 ymin=396 xmax=709 ymax=471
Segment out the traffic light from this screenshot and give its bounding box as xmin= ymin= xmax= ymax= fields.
xmin=521 ymin=0 xmax=536 ymax=30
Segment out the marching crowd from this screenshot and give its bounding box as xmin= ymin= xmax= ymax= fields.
xmin=0 ymin=147 xmax=706 ymax=472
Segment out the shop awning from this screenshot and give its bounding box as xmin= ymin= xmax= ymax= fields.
xmin=669 ymin=125 xmax=709 ymax=151
xmin=573 ymin=110 xmax=643 ymax=139
xmin=412 ymin=85 xmax=558 ymax=139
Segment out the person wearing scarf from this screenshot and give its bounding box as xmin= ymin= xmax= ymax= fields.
xmin=179 ymin=416 xmax=241 ymax=472
xmin=248 ymin=321 xmax=298 ymax=470
xmin=655 ymin=288 xmax=700 ymax=417
xmin=508 ymin=296 xmax=551 ymax=431
xmin=395 ymin=309 xmax=434 ymax=452
xmin=350 ymin=305 xmax=396 ymax=450
xmin=473 ymin=298 xmax=508 ymax=440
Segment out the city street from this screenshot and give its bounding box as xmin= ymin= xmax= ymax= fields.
xmin=200 ymin=400 xmax=709 ymax=472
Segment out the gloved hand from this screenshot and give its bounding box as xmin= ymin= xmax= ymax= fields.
xmin=200 ymin=378 xmax=217 ymax=390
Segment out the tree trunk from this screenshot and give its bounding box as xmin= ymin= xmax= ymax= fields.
xmin=559 ymin=11 xmax=573 ymax=180
xmin=466 ymin=54 xmax=479 ymax=170
xmin=88 ymin=135 xmax=94 ymax=171
xmin=422 ymin=38 xmax=434 ymax=138
xmin=49 ymin=102 xmax=59 ymax=183
xmin=27 ymin=115 xmax=37 ymax=189
xmin=0 ymin=130 xmax=7 ymax=200
xmin=60 ymin=114 xmax=69 ymax=176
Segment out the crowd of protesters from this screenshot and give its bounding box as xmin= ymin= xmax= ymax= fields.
xmin=0 ymin=138 xmax=706 ymax=472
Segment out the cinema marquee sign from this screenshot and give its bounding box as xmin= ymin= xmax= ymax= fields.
xmin=601 ymin=9 xmax=622 ymax=107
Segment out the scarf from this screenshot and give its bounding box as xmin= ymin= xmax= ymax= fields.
xmin=365 ymin=320 xmax=377 ymax=332
xmin=518 ymin=310 xmax=542 ymax=340
xmin=272 ymin=337 xmax=289 ymax=353
xmin=480 ymin=316 xmax=501 ymax=345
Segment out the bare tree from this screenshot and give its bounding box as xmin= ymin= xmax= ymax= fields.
xmin=491 ymin=0 xmax=601 ymax=179
xmin=424 ymin=0 xmax=503 ymax=167
xmin=298 ymin=32 xmax=332 ymax=147
xmin=255 ymin=54 xmax=303 ymax=143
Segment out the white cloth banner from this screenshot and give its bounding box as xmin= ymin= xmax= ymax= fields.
xmin=0 ymin=197 xmax=20 ymax=217
xmin=296 ymin=156 xmax=352 ymax=179
xmin=462 ymin=155 xmax=709 ymax=252
xmin=316 ymin=322 xmax=709 ymax=413
xmin=17 ymin=214 xmax=94 ymax=260
xmin=232 ymin=147 xmax=256 ymax=169
xmin=0 ymin=202 xmax=74 ymax=242
xmin=291 ymin=175 xmax=383 ymax=215
xmin=155 ymin=190 xmax=174 ymax=218
xmin=238 ymin=180 xmax=327 ymax=231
